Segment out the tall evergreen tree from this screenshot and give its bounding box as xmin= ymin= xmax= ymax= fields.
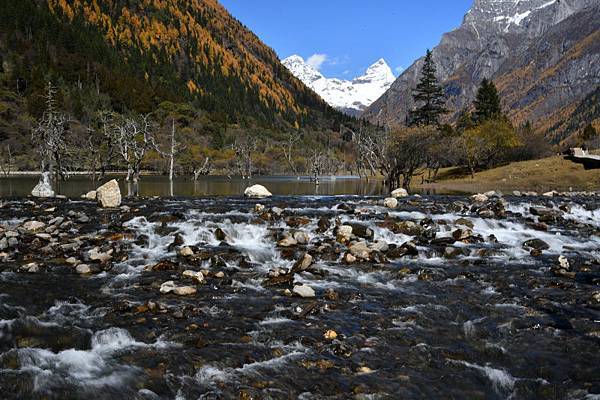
xmin=409 ymin=49 xmax=447 ymax=126
xmin=473 ymin=79 xmax=501 ymax=123
xmin=581 ymin=123 xmax=598 ymax=141
xmin=456 ymin=108 xmax=475 ymax=133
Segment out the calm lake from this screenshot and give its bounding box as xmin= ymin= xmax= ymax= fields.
xmin=0 ymin=175 xmax=397 ymax=198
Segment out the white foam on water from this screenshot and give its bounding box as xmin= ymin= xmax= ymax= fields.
xmin=258 ymin=317 xmax=294 ymax=325
xmin=7 ymin=327 xmax=171 ymax=392
xmin=450 ymin=360 xmax=516 ymax=393
xmin=194 ymin=341 xmax=308 ymax=387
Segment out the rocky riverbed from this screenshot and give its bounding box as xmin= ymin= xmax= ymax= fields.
xmin=0 ymin=193 xmax=599 ymax=399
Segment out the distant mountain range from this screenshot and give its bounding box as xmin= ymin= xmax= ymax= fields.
xmin=364 ymin=0 xmax=600 ymax=142
xmin=283 ymin=55 xmax=395 ymax=116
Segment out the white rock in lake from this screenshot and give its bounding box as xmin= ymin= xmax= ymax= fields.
xmin=383 ymin=197 xmax=398 ymax=208
xmin=31 ymin=172 xmax=55 ymax=198
xmin=293 ymin=284 xmax=315 ymax=298
xmin=96 ymin=179 xmax=121 ymax=208
xmin=244 ymin=184 xmax=272 ymax=199
xmin=391 ymin=188 xmax=408 ymax=198
xmin=82 ymin=190 xmax=97 ymax=200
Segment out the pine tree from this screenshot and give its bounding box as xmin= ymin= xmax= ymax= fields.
xmin=581 ymin=124 xmax=597 ymax=141
xmin=409 ymin=49 xmax=447 ymax=126
xmin=456 ymin=108 xmax=475 ymax=133
xmin=473 ymin=79 xmax=501 ymax=123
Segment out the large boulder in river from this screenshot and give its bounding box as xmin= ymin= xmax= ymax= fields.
xmin=96 ymin=179 xmax=121 ymax=208
xmin=31 ymin=172 xmax=55 ymax=198
xmin=391 ymin=188 xmax=408 ymax=198
xmin=244 ymin=184 xmax=272 ymax=199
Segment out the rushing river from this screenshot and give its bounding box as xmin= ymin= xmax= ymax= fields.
xmin=0 ymin=193 xmax=599 ymax=399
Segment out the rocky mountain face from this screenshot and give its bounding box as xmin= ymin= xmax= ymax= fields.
xmin=283 ymin=56 xmax=395 ymax=116
xmin=364 ymin=0 xmax=600 ymax=142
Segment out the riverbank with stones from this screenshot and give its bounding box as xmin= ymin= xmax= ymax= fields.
xmin=0 ymin=190 xmax=599 ymax=399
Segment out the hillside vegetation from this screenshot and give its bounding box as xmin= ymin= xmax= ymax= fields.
xmin=0 ymin=0 xmax=356 ymax=172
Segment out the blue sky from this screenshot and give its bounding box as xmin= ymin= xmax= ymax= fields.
xmin=220 ymin=0 xmax=473 ymax=79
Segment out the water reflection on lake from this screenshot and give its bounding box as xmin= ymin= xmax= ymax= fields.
xmin=0 ymin=175 xmax=392 ymax=198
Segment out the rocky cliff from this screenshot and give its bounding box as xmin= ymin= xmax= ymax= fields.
xmin=364 ymin=0 xmax=600 ymax=142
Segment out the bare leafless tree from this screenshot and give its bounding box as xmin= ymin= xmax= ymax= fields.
xmin=309 ymin=150 xmax=329 ymax=184
xmin=168 ymin=118 xmax=185 ymax=181
xmin=233 ymin=133 xmax=256 ymax=179
xmin=110 ymin=114 xmax=159 ymax=182
xmin=193 ymin=157 xmax=212 ymax=180
xmin=31 ymin=82 xmax=72 ymax=181
xmin=280 ymin=131 xmax=301 ymax=177
xmin=0 ymin=144 xmax=12 ymax=177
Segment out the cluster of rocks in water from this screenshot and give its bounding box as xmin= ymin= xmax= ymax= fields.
xmin=4 ymin=185 xmax=599 ymax=302
xmin=2 ymin=183 xmax=600 ymax=398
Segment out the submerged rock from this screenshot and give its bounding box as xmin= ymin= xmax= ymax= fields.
xmin=348 ymin=223 xmax=374 ymax=240
xmin=522 ymin=239 xmax=550 ymax=251
xmin=395 ymin=221 xmax=424 ymax=236
xmin=96 ymin=179 xmax=121 ymax=208
xmin=244 ymin=185 xmax=272 ymax=199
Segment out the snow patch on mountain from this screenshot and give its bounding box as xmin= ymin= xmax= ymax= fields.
xmin=282 ymin=55 xmax=395 ymax=114
xmin=470 ymin=0 xmax=560 ymax=32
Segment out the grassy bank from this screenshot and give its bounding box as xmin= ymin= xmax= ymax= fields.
xmin=417 ymin=155 xmax=600 ymax=194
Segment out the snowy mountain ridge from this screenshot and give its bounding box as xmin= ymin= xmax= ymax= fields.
xmin=282 ymin=55 xmax=395 ymax=115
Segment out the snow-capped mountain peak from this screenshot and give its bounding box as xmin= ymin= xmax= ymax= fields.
xmin=282 ymin=55 xmax=395 ymax=115
xmin=281 ymin=55 xmax=324 ymax=85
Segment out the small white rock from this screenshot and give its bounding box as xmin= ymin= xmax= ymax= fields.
xmin=179 ymin=246 xmax=194 ymax=257
xmin=182 ymin=270 xmax=204 ymax=283
xmin=471 ymin=193 xmax=489 ymax=203
xmin=173 ymin=286 xmax=197 ymax=296
xmin=244 ymin=185 xmax=272 ymax=199
xmin=160 ymin=281 xmax=177 ymax=294
xmin=383 ymin=197 xmax=398 ymax=208
xmin=22 ymin=221 xmax=46 ymax=231
xmin=391 ymin=188 xmax=408 ymax=198
xmin=76 ymin=264 xmax=92 ymax=274
xmin=293 ymin=284 xmax=315 ymax=298
xmin=558 ymin=255 xmax=570 ymax=270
